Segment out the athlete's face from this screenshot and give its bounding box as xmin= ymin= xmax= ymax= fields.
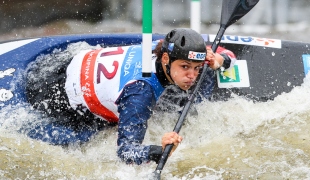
xmin=170 ymin=59 xmax=203 ymax=91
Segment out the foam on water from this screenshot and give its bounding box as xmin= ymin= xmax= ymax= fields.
xmin=1 ymin=42 xmax=310 ymax=179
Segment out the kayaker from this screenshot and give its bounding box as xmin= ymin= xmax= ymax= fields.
xmin=25 ymin=28 xmax=236 ymax=165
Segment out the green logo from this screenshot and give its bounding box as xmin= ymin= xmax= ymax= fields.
xmin=219 ymin=65 xmax=240 ymax=83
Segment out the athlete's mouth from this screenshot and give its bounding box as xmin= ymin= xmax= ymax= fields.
xmin=184 ymin=81 xmax=194 ymax=86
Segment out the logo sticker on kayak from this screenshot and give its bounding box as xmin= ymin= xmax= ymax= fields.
xmin=209 ymin=35 xmax=282 ymax=49
xmin=217 ymin=60 xmax=250 ymax=88
xmin=219 ymin=66 xmax=240 ymax=83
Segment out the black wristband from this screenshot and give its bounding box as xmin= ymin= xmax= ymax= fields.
xmin=149 ymin=145 xmax=163 ymax=164
xmin=220 ymin=53 xmax=232 ymax=69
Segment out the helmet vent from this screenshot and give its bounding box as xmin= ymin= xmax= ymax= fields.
xmin=168 ymin=31 xmax=175 ymax=39
xmin=181 ymin=36 xmax=185 ymax=47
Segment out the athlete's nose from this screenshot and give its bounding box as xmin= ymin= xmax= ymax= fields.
xmin=187 ymin=68 xmax=196 ymax=79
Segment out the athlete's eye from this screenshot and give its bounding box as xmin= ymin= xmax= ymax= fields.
xmin=181 ymin=65 xmax=189 ymax=69
xmin=194 ymin=66 xmax=202 ymax=71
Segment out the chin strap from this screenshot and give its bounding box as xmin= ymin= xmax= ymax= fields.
xmin=165 ymin=63 xmax=174 ymax=84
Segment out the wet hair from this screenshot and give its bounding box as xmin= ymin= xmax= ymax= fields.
xmin=154 ymin=40 xmax=164 ymax=63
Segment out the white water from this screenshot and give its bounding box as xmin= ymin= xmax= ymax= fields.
xmin=1 ymin=74 xmax=310 ymax=179
xmin=1 ymin=39 xmax=310 ymax=179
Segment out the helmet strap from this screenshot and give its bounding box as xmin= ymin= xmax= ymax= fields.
xmin=165 ymin=64 xmax=171 ymax=78
xmin=162 ymin=52 xmax=175 ymax=84
xmin=165 ymin=61 xmax=175 ymax=84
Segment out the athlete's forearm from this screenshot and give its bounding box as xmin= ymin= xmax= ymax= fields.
xmin=216 ymin=46 xmax=237 ymax=70
xmin=116 ymin=80 xmax=158 ymax=164
xmin=117 ymin=135 xmax=151 ymax=165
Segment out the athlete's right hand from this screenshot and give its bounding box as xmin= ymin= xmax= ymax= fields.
xmin=206 ymin=46 xmax=224 ymax=70
xmin=161 ymin=132 xmax=183 ymax=156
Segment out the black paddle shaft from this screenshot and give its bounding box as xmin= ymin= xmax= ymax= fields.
xmin=152 ymin=0 xmax=260 ymax=179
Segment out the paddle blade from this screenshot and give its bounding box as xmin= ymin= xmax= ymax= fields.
xmin=221 ymin=0 xmax=260 ymax=28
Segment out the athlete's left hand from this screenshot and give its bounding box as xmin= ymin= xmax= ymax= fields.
xmin=161 ymin=132 xmax=183 ymax=157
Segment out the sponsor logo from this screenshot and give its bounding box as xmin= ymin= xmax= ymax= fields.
xmin=219 ymin=66 xmax=240 ymax=83
xmin=188 ymin=51 xmax=206 ymax=60
xmin=123 ymin=47 xmax=136 ymax=76
xmin=302 ymin=54 xmax=310 ymax=76
xmin=209 ymin=35 xmax=282 ymax=49
xmin=217 ymin=60 xmax=250 ymax=88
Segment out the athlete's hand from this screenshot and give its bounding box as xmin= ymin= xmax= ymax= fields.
xmin=161 ymin=132 xmax=183 ymax=156
xmin=205 ymin=47 xmax=224 ymax=70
